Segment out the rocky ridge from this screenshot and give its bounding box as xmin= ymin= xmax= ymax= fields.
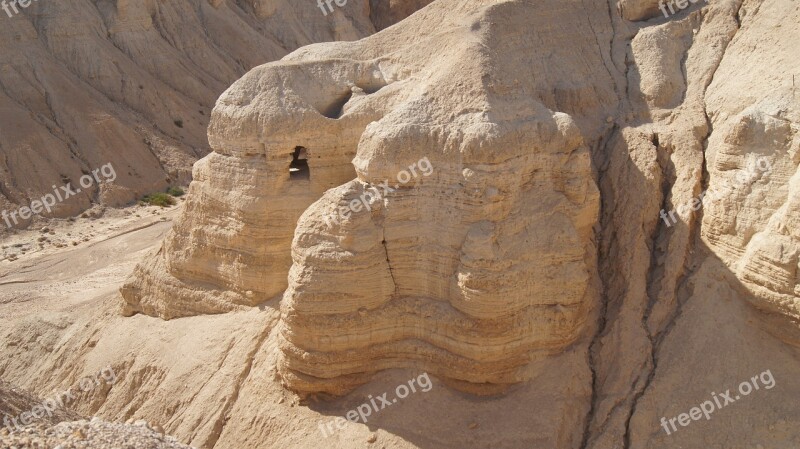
xmin=0 ymin=0 xmax=426 ymax=228
xmin=0 ymin=0 xmax=799 ymax=448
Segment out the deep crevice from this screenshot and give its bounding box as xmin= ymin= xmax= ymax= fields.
xmin=619 ymin=1 xmax=747 ymax=447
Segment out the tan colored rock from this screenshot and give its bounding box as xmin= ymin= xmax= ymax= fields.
xmin=279 ymin=109 xmax=600 ymax=395
xmin=0 ymin=381 xmax=82 ymax=426
xmin=2 ymin=0 xmax=800 ymax=449
xmin=700 ymin=0 xmax=800 ymax=328
xmin=369 ymin=0 xmax=436 ymax=30
xmin=0 ymin=0 xmax=414 ymax=228
xmin=618 ymin=0 xmax=665 ymax=21
xmin=123 ymin=0 xmax=617 ymax=396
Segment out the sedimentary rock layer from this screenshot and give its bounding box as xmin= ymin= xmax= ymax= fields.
xmin=701 ymin=0 xmax=800 ymax=327
xmin=0 ymin=0 xmax=411 ymax=227
xmin=125 ymin=0 xmax=618 ymax=393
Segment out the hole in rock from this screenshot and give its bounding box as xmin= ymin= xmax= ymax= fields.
xmin=319 ymin=91 xmax=353 ymax=119
xmin=355 ymin=80 xmax=386 ymax=95
xmin=317 ymin=80 xmax=388 ymax=119
xmin=290 ymin=146 xmax=310 ymax=180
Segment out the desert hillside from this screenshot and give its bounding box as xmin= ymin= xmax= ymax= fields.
xmin=0 ymin=0 xmax=427 ymax=227
xmin=1 ymin=0 xmax=799 ymax=448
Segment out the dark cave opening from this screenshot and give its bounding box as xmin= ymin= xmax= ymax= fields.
xmin=290 ymin=146 xmax=310 ymax=180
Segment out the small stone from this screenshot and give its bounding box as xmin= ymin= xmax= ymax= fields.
xmin=134 ymin=419 xmax=149 ymax=427
xmin=72 ymin=428 xmax=86 ymax=439
xmin=367 ymin=433 xmax=377 ymax=443
xmin=40 ymin=227 xmax=49 ymax=233
xmin=468 ymin=422 xmax=478 ymax=429
xmin=606 ymin=116 xmax=613 ymax=123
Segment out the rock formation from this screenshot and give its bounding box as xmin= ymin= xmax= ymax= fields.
xmin=2 ymin=0 xmax=800 ymax=448
xmin=0 ymin=0 xmax=419 ymax=228
xmin=122 ymin=0 xmax=618 ymax=395
xmin=0 ymin=381 xmax=81 ymax=427
xmin=369 ymin=0 xmax=436 ymax=30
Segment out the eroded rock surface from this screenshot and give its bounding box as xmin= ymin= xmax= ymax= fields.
xmin=0 ymin=0 xmax=418 ymax=227
xmin=2 ymin=0 xmax=800 ymax=448
xmin=123 ymin=0 xmax=617 ymax=395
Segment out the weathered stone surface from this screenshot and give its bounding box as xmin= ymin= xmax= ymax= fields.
xmin=369 ymin=0 xmax=436 ymax=30
xmin=2 ymin=0 xmax=800 ymax=448
xmin=701 ymin=0 xmax=800 ymax=329
xmin=124 ymin=0 xmax=616 ymax=395
xmin=0 ymin=0 xmax=409 ymax=227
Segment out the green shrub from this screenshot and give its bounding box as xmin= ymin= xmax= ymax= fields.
xmin=167 ymin=186 xmax=185 ymax=197
xmin=141 ymin=193 xmax=175 ymax=207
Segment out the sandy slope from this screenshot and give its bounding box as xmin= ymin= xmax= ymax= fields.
xmin=0 ymin=0 xmax=428 ymax=226
xmin=0 ymin=211 xmax=588 ymax=449
xmin=0 ymin=205 xmax=176 ymax=319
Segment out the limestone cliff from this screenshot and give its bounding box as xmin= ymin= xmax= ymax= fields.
xmin=122 ymin=0 xmax=617 ymax=397
xmin=1 ymin=0 xmax=800 ymax=448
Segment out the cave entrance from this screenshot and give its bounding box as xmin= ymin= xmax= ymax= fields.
xmin=290 ymin=146 xmax=310 ymax=180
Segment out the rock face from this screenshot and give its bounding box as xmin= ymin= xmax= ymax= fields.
xmin=280 ymin=111 xmax=600 ymax=395
xmin=0 ymin=381 xmax=82 ymax=426
xmin=700 ymin=2 xmax=800 ymax=329
xmin=369 ymin=0 xmax=436 ymax=29
xmin=3 ymin=0 xmax=800 ymax=448
xmin=0 ymin=0 xmax=416 ymax=228
xmin=123 ymin=0 xmax=616 ymax=394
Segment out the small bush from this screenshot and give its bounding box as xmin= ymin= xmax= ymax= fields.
xmin=167 ymin=187 xmax=185 ymax=197
xmin=174 ymin=119 xmax=184 ymax=128
xmin=141 ymin=193 xmax=175 ymax=207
